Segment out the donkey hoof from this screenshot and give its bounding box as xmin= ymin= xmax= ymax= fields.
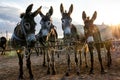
xmin=30 ymin=75 xmax=34 ymax=80
xmin=18 ymin=76 xmax=24 ymax=80
xmin=43 ymin=64 xmax=47 ymax=67
xmin=106 ymin=63 xmax=110 ymax=67
xmin=77 ymin=71 xmax=80 ymax=75
xmin=30 ymin=78 xmax=34 ymax=80
xmin=86 ymin=65 xmax=88 ymax=68
xmin=52 ymin=71 xmax=56 ymax=75
xmin=30 ymin=76 xmax=34 ymax=80
xmin=101 ymin=70 xmax=107 ymax=74
xmin=65 ymin=72 xmax=70 ymax=76
xmin=47 ymin=70 xmax=50 ymax=75
xmin=89 ymin=71 xmax=94 ymax=74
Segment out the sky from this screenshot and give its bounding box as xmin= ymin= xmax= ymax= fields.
xmin=0 ymin=0 xmax=120 ymax=38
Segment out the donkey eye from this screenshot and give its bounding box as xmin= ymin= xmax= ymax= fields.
xmin=62 ymin=19 xmax=65 ymax=23
xmin=24 ymin=23 xmax=30 ymax=29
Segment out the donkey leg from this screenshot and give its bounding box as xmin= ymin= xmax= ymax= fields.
xmin=75 ymin=51 xmax=80 ymax=75
xmin=26 ymin=56 xmax=34 ymax=80
xmin=106 ymin=46 xmax=112 ymax=67
xmin=39 ymin=48 xmax=41 ymax=55
xmin=51 ymin=51 xmax=56 ymax=75
xmin=1 ymin=51 xmax=3 ymax=55
xmin=26 ymin=49 xmax=34 ymax=80
xmin=40 ymin=48 xmax=42 ymax=55
xmin=35 ymin=47 xmax=39 ymax=56
xmin=3 ymin=50 xmax=5 ymax=55
xmin=43 ymin=48 xmax=46 ymax=67
xmin=89 ymin=50 xmax=94 ymax=74
xmin=79 ymin=51 xmax=82 ymax=67
xmin=96 ymin=44 xmax=105 ymax=74
xmin=47 ymin=50 xmax=51 ymax=74
xmin=88 ymin=43 xmax=94 ymax=74
xmin=84 ymin=49 xmax=88 ymax=68
xmin=17 ymin=52 xmax=24 ymax=79
xmin=66 ymin=52 xmax=71 ymax=76
xmin=1 ymin=47 xmax=4 ymax=55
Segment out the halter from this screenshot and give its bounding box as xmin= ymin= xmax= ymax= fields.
xmin=20 ymin=18 xmax=27 ymax=36
xmin=12 ymin=33 xmax=24 ymax=41
xmin=12 ymin=19 xmax=28 ymax=42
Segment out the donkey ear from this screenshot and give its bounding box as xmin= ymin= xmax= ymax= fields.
xmin=91 ymin=11 xmax=97 ymax=21
xmin=26 ymin=4 xmax=33 ymax=14
xmin=68 ymin=4 xmax=73 ymax=16
xmin=60 ymin=3 xmax=64 ymax=15
xmin=20 ymin=13 xmax=25 ymax=18
xmin=32 ymin=6 xmax=42 ymax=17
xmin=48 ymin=6 xmax=53 ymax=16
xmin=82 ymin=11 xmax=87 ymax=21
xmin=39 ymin=8 xmax=44 ymax=18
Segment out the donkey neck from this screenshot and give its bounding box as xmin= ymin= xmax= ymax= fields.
xmin=13 ymin=25 xmax=25 ymax=42
xmin=92 ymin=25 xmax=102 ymax=42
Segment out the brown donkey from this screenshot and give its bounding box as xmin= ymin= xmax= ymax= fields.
xmin=82 ymin=11 xmax=112 ymax=74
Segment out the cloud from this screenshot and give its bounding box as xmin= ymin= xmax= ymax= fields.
xmin=0 ymin=20 xmax=16 ymax=32
xmin=0 ymin=6 xmax=20 ymax=22
xmin=0 ymin=1 xmax=24 ymax=38
xmin=0 ymin=5 xmax=21 ymax=38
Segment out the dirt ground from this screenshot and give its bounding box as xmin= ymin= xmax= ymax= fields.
xmin=0 ymin=49 xmax=120 ymax=80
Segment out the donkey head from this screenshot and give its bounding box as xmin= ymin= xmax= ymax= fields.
xmin=82 ymin=11 xmax=97 ymax=38
xmin=20 ymin=4 xmax=41 ymax=47
xmin=39 ymin=6 xmax=53 ymax=40
xmin=60 ymin=3 xmax=73 ymax=37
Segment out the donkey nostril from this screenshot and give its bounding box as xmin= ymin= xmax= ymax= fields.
xmin=66 ymin=33 xmax=71 ymax=37
xmin=48 ymin=22 xmax=50 ymax=25
xmin=30 ymin=40 xmax=36 ymax=44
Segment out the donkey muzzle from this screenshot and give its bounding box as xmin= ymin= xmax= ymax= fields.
xmin=26 ymin=34 xmax=36 ymax=47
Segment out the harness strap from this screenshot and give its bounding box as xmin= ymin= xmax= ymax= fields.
xmin=12 ymin=33 xmax=25 ymax=41
xmin=20 ymin=20 xmax=27 ymax=36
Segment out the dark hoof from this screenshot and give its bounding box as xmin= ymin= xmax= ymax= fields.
xmin=85 ymin=65 xmax=88 ymax=68
xmin=52 ymin=70 xmax=56 ymax=75
xmin=101 ymin=70 xmax=107 ymax=74
xmin=43 ymin=64 xmax=47 ymax=67
xmin=65 ymin=72 xmax=70 ymax=76
xmin=77 ymin=71 xmax=80 ymax=75
xmin=30 ymin=76 xmax=34 ymax=80
xmin=107 ymin=63 xmax=110 ymax=67
xmin=107 ymin=64 xmax=111 ymax=68
xmin=18 ymin=76 xmax=24 ymax=80
xmin=80 ymin=62 xmax=82 ymax=66
xmin=89 ymin=71 xmax=94 ymax=74
xmin=30 ymin=78 xmax=34 ymax=80
xmin=47 ymin=70 xmax=50 ymax=75
xmin=57 ymin=54 xmax=60 ymax=58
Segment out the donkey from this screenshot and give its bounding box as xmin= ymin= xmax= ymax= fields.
xmin=11 ymin=4 xmax=41 ymax=80
xmin=36 ymin=6 xmax=58 ymax=75
xmin=0 ymin=36 xmax=7 ymax=55
xmin=60 ymin=3 xmax=88 ymax=76
xmin=82 ymin=11 xmax=112 ymax=74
